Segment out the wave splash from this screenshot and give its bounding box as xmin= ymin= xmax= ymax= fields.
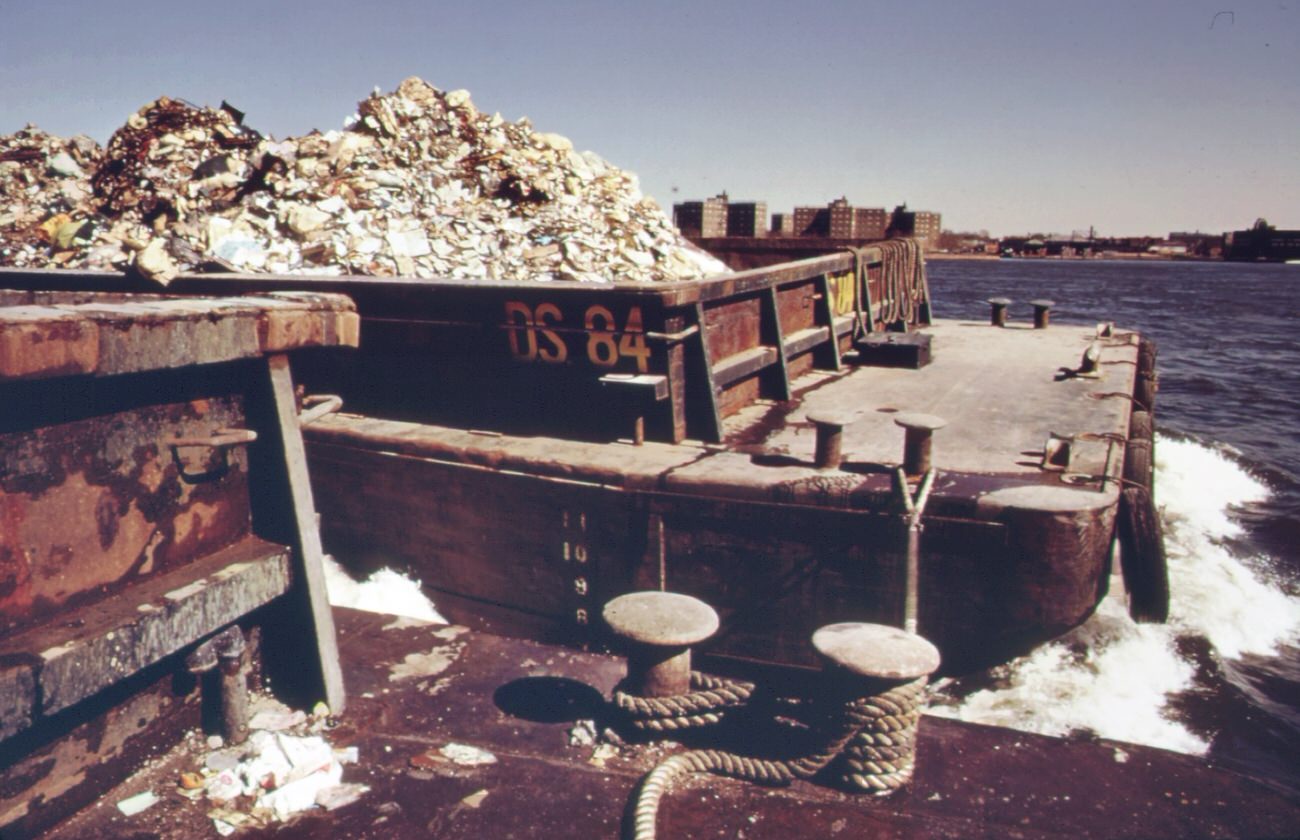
xmin=930 ymin=434 xmax=1300 ymax=754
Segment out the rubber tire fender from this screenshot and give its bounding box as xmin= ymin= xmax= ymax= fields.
xmin=1117 ymin=485 xmax=1169 ymax=623
xmin=1124 ymin=410 xmax=1154 ymax=491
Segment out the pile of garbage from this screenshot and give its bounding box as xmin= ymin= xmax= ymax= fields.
xmin=0 ymin=77 xmax=726 ymax=284
xmin=115 ymin=697 xmax=367 ymax=836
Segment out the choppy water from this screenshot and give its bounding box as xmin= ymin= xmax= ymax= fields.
xmin=923 ymin=258 xmax=1300 ymax=798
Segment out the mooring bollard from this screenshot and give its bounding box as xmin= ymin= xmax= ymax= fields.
xmin=811 ymin=622 xmax=940 ymax=794
xmin=603 ymin=591 xmax=719 ymax=698
xmin=807 ymin=410 xmax=856 ymax=470
xmin=987 ymin=297 xmax=1012 ymax=327
xmin=1030 ymin=299 xmax=1055 ymax=329
xmin=894 ymin=412 xmax=946 ymax=476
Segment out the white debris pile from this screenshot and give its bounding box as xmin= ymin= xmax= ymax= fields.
xmin=323 ymin=554 xmax=446 ymax=623
xmin=174 ymin=697 xmax=367 ymax=835
xmin=0 ymin=78 xmax=728 ymax=284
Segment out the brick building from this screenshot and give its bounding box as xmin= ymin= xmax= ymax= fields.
xmin=674 ymin=193 xmax=767 ymax=237
xmin=727 ymin=201 xmax=768 ymax=237
xmin=795 ymin=198 xmax=888 ymax=239
xmin=673 ymin=193 xmax=728 ymax=238
xmin=888 ymin=205 xmax=942 ymax=251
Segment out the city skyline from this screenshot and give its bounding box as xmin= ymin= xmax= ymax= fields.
xmin=3 ymin=1 xmax=1296 ymax=238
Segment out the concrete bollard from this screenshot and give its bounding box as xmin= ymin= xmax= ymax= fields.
xmin=1030 ymin=299 xmax=1055 ymax=329
xmin=603 ymin=591 xmax=719 ymax=698
xmin=987 ymin=297 xmax=1012 ymax=327
xmin=807 ymin=410 xmax=857 ymax=470
xmin=894 ymin=412 xmax=947 ymax=476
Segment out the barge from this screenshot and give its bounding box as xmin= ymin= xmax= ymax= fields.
xmin=0 ymin=242 xmax=1165 ymax=676
xmin=3 ymin=262 xmax=1286 ymax=840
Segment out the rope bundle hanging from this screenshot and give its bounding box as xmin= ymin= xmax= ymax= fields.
xmin=846 ymin=238 xmax=931 ymax=335
xmin=630 ymin=676 xmax=929 ymax=840
xmin=614 ymin=671 xmax=755 ymax=732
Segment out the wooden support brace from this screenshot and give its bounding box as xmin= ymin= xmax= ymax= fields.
xmin=264 ymin=353 xmax=347 ymax=713
xmin=762 ymin=287 xmax=792 ymax=401
xmin=814 ymin=273 xmax=843 ymax=371
xmin=690 ymin=303 xmax=724 ymax=443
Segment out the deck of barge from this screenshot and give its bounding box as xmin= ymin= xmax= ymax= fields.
xmin=309 ymin=317 xmax=1132 ymax=499
xmin=39 ymin=607 xmax=1300 ymax=840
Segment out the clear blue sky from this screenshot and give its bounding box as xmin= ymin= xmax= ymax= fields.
xmin=2 ymin=1 xmax=1296 ymax=237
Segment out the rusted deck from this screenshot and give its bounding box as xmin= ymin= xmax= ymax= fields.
xmin=308 ymin=317 xmax=1130 ymax=497
xmin=37 ymin=607 xmax=1300 ymax=839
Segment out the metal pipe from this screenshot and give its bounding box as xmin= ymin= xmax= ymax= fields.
xmin=185 ymin=625 xmax=250 ymax=744
xmin=896 ymin=468 xmax=936 ymax=636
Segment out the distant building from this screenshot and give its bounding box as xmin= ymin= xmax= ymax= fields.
xmin=1224 ymin=220 xmax=1300 ymax=262
xmin=1147 ymin=241 xmax=1189 ymax=257
xmin=789 ymin=198 xmax=889 ymax=240
xmin=1168 ymin=231 xmax=1224 ymax=258
xmin=678 ymin=194 xmax=937 ymax=248
xmin=674 ymin=193 xmax=768 ymax=237
xmin=828 ymin=198 xmax=856 ymax=239
xmin=888 ymin=205 xmax=942 ymax=251
xmin=853 ymin=207 xmax=889 ymax=240
xmin=727 ymin=201 xmax=767 ymax=238
xmin=673 ymin=193 xmax=728 ymax=238
xmin=792 ymin=205 xmax=829 ymax=237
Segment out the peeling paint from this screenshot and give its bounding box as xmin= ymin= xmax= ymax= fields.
xmin=388 ymin=643 xmax=464 ymax=682
xmin=41 ymin=642 xmax=76 ymax=661
xmin=163 ymin=580 xmax=207 ymax=602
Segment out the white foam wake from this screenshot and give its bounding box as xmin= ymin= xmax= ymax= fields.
xmin=930 ymin=434 xmax=1300 ymax=754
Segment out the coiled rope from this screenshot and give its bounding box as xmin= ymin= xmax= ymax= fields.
xmin=847 ymin=239 xmax=931 ymax=336
xmin=630 ymin=677 xmax=928 ymax=840
xmin=614 ymin=671 xmax=755 ymax=732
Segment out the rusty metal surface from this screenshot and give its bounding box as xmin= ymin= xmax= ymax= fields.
xmin=0 ymin=536 xmax=289 ymax=734
xmin=0 ymin=290 xmax=359 ymax=381
xmin=31 ymin=608 xmax=1300 ymax=839
xmin=0 ymin=390 xmax=253 ymax=633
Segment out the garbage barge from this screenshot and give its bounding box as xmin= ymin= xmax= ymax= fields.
xmin=0 ymin=241 xmax=1166 ymax=678
xmin=4 ymin=261 xmax=1284 ymax=840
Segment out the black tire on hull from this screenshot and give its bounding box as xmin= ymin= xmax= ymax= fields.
xmin=1124 ymin=411 xmax=1154 ymax=491
xmin=1136 ymin=337 xmax=1158 ymax=412
xmin=1118 ymin=485 xmax=1169 ymax=623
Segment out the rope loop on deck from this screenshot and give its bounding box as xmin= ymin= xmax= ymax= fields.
xmin=630 ymin=677 xmax=928 ymax=840
xmin=614 ymin=671 xmax=755 ymax=732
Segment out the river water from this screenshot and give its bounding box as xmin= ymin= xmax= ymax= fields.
xmin=922 ymin=258 xmax=1300 ymax=799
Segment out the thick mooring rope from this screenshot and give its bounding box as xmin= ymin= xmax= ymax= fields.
xmin=847 ymin=239 xmax=930 ymax=335
xmin=614 ymin=672 xmax=755 ymax=732
xmin=630 ymin=677 xmax=928 ymax=840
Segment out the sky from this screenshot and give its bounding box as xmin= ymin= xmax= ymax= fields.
xmin=2 ymin=0 xmax=1297 ymax=238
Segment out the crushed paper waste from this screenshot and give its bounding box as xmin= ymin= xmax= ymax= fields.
xmin=167 ymin=694 xmax=367 ymax=834
xmin=0 ymin=78 xmax=728 ymax=285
